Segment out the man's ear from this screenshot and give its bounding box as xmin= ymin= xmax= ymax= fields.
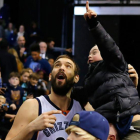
xmin=49 ymin=73 xmax=52 ymax=81
xmin=74 ymin=75 xmax=79 ymax=83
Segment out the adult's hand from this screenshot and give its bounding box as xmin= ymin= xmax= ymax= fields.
xmin=84 ymin=1 xmax=97 ymax=20
xmin=29 ymin=110 xmax=62 ymax=132
xmin=128 ymin=64 xmax=138 ymax=88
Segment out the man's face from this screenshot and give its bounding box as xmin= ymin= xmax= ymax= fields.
xmin=88 ymin=45 xmax=103 ymax=64
xmin=48 ymin=41 xmax=55 ymax=49
xmin=31 ymin=51 xmax=40 ymax=61
xmin=9 ymin=77 xmax=19 ymax=87
xmin=39 ymin=42 xmax=47 ymax=54
xmin=17 ymin=36 xmax=26 ymax=47
xmin=50 ymin=58 xmax=78 ymax=96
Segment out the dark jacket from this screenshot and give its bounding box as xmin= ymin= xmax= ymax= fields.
xmin=84 ymin=22 xmax=140 ymax=121
xmin=0 ymin=50 xmax=17 ymax=83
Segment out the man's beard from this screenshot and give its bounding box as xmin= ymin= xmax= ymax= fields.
xmin=51 ymin=73 xmax=75 ymax=96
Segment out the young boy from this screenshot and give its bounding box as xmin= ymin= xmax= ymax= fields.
xmin=26 ymin=73 xmax=39 ymax=99
xmin=4 ymin=72 xmax=24 ymax=114
xmin=24 ymin=44 xmax=51 ymax=76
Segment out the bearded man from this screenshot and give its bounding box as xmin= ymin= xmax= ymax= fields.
xmin=6 ymin=55 xmax=83 ymax=140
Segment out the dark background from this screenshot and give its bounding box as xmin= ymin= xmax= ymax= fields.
xmin=3 ymin=0 xmax=140 ymax=91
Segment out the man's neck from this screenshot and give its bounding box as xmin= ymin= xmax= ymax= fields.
xmin=49 ymin=89 xmax=72 ymax=111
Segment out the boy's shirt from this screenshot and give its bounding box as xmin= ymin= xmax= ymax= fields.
xmin=24 ymin=56 xmax=51 ymax=76
xmin=4 ymin=83 xmax=24 ymax=110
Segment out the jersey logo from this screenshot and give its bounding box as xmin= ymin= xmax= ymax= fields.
xmin=43 ymin=121 xmax=69 ymax=137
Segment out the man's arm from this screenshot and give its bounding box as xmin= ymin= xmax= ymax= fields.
xmin=6 ymin=99 xmax=61 ymax=140
xmin=6 ymin=99 xmax=38 ymax=140
xmin=85 ymin=1 xmax=126 ymax=71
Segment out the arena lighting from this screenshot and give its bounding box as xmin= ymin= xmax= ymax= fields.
xmin=74 ymin=6 xmax=140 ymax=15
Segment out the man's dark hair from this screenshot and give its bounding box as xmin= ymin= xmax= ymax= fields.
xmin=0 ymin=39 xmax=8 ymax=51
xmin=46 ymin=37 xmax=55 ymax=43
xmin=30 ymin=44 xmax=40 ymax=52
xmin=53 ymin=55 xmax=79 ymax=75
xmin=9 ymin=72 xmax=20 ymax=79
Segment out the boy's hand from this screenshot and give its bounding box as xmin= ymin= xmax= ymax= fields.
xmin=10 ymin=103 xmax=17 ymax=110
xmin=128 ymin=64 xmax=138 ymax=88
xmin=84 ymin=1 xmax=97 ymax=20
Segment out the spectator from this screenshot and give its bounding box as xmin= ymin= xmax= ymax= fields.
xmin=66 ymin=111 xmax=109 ymax=140
xmin=39 ymin=41 xmax=48 ymax=60
xmin=36 ymin=70 xmax=48 ymax=94
xmin=24 ymin=44 xmax=51 ymax=76
xmin=20 ymin=69 xmax=30 ymax=102
xmin=17 ymin=25 xmax=27 ymax=42
xmin=0 ymin=39 xmax=17 ymax=83
xmin=48 ymin=58 xmax=54 ymax=68
xmin=5 ymin=22 xmax=14 ymax=41
xmin=26 ymin=73 xmax=39 ymax=99
xmin=8 ymin=28 xmax=17 ymax=48
xmin=28 ymin=22 xmax=41 ymax=45
xmin=15 ymin=36 xmax=28 ymax=63
xmin=8 ymin=48 xmax=24 ymax=73
xmin=26 ymin=68 xmax=33 ymax=76
xmin=46 ymin=37 xmax=72 ymax=59
xmin=4 ymin=72 xmax=24 ymax=114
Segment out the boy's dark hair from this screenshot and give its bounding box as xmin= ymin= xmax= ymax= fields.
xmin=30 ymin=44 xmax=40 ymax=53
xmin=54 ymin=55 xmax=80 ymax=75
xmin=29 ymin=73 xmax=39 ymax=81
xmin=0 ymin=39 xmax=9 ymax=51
xmin=9 ymin=72 xmax=20 ymax=79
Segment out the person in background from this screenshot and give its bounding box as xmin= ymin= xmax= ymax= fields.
xmin=48 ymin=58 xmax=54 ymax=69
xmin=26 ymin=73 xmax=39 ymax=99
xmin=0 ymin=39 xmax=17 ymax=83
xmin=5 ymin=23 xmax=14 ymax=41
xmin=28 ymin=22 xmax=41 ymax=45
xmin=36 ymin=70 xmax=49 ymax=95
xmin=4 ymin=72 xmax=24 ymax=115
xmin=8 ymin=48 xmax=24 ymax=73
xmin=46 ymin=37 xmax=72 ymax=60
xmin=20 ymin=69 xmax=30 ymax=102
xmin=26 ymin=68 xmax=33 ymax=76
xmin=39 ymin=41 xmax=48 ymax=60
xmin=15 ymin=36 xmax=28 ymax=63
xmin=24 ymin=44 xmax=51 ymax=76
xmin=17 ymin=25 xmax=27 ymax=42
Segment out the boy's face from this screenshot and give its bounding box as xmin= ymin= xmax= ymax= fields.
xmin=38 ymin=71 xmax=44 ymax=79
xmin=31 ymin=51 xmax=40 ymax=61
xmin=9 ymin=77 xmax=19 ymax=87
xmin=88 ymin=45 xmax=103 ymax=64
xmin=30 ymin=78 xmax=38 ymax=86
